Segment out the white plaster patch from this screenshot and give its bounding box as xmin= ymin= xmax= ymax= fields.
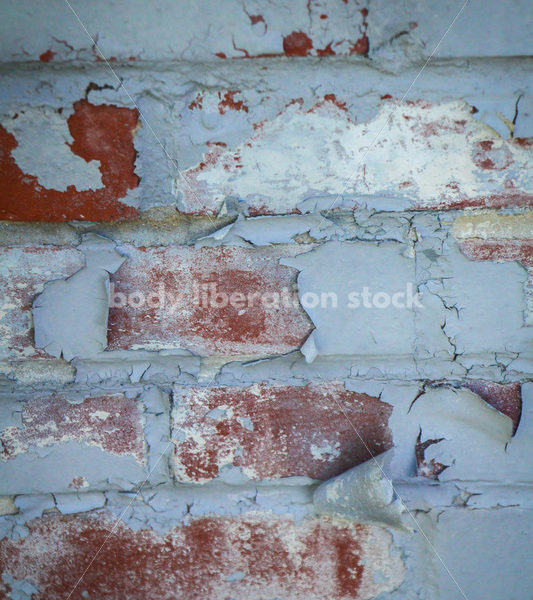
xmin=309 ymin=441 xmax=340 ymax=461
xmin=452 ymin=211 xmax=533 ymax=240
xmin=179 ymin=100 xmax=533 ymax=214
xmin=2 ymin=107 xmax=103 ymax=191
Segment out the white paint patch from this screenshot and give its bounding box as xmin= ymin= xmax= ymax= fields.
xmin=89 ymin=410 xmax=111 ymax=421
xmin=452 ymin=211 xmax=533 ymax=240
xmin=309 ymin=441 xmax=340 ymax=461
xmin=179 ymin=100 xmax=533 ymax=214
xmin=2 ymin=107 xmax=103 ymax=192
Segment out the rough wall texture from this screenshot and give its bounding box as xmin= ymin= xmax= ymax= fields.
xmin=0 ymin=0 xmax=532 ymax=598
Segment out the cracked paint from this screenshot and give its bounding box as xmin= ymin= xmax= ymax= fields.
xmin=0 ymin=0 xmax=370 ymax=62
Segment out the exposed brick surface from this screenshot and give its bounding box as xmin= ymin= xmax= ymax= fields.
xmin=415 ymin=429 xmax=448 ymax=480
xmin=108 ymin=246 xmax=312 ymax=356
xmin=172 ymin=382 xmax=392 ymax=482
xmin=0 ymin=512 xmax=403 ymax=599
xmin=0 ymin=393 xmax=145 ymax=464
xmin=458 ymin=239 xmax=533 ymax=267
xmin=463 ymin=380 xmax=522 ymax=434
xmin=0 ymin=100 xmax=140 ymax=221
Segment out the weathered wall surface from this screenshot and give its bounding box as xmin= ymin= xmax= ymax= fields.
xmin=0 ymin=0 xmax=532 ymax=598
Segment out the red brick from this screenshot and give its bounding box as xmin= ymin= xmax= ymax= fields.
xmin=0 ymin=512 xmax=403 ymax=599
xmin=283 ymin=31 xmax=314 ymax=57
xmin=463 ymin=380 xmax=522 ymax=434
xmin=0 ymin=247 xmax=84 ymax=360
xmin=415 ymin=429 xmax=448 ymax=480
xmin=108 ymin=246 xmax=312 ymax=356
xmin=0 ymin=100 xmax=140 ymax=222
xmin=0 ymin=393 xmax=145 ymax=464
xmin=458 ymin=239 xmax=533 ymax=267
xmin=172 ymin=382 xmax=392 ymax=482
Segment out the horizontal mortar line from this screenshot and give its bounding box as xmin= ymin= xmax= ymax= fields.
xmin=1 ymin=54 xmax=533 ymax=75
xmin=7 ymin=481 xmax=533 ymax=499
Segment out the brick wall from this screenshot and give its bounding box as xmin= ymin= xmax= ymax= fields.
xmin=0 ymin=1 xmax=532 ymax=598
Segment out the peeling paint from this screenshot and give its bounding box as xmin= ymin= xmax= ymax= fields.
xmin=33 ymin=234 xmax=125 ymax=360
xmin=197 ymin=214 xmax=342 ymax=246
xmin=178 ymin=100 xmax=533 ymax=215
xmin=410 ymin=388 xmax=513 ymax=481
xmin=314 ymin=451 xmax=407 ymax=530
xmin=463 ymin=380 xmax=522 ymax=434
xmin=0 ymin=5 xmax=532 ymax=596
xmin=2 ymin=107 xmax=103 ymax=192
xmin=0 ymin=100 xmax=140 ymax=221
xmin=0 ymin=247 xmax=84 ymax=361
